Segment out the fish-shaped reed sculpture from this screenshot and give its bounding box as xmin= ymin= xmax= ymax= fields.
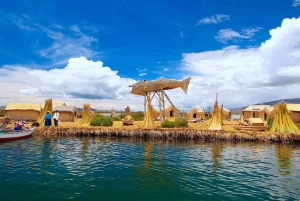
xmin=129 ymin=77 xmax=191 ymax=96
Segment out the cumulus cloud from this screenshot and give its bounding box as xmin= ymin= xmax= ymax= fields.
xmin=197 ymin=14 xmax=230 ymax=25
xmin=215 ymin=28 xmax=262 ymax=43
xmin=293 ymin=0 xmax=300 ymax=6
xmin=179 ymin=17 xmax=300 ymax=108
xmin=20 ymin=57 xmax=136 ymax=100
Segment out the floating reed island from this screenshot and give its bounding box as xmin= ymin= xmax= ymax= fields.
xmin=33 ymin=127 xmax=300 ymax=143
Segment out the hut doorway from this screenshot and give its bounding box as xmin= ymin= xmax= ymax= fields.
xmin=193 ymin=113 xmax=196 ymax=118
xmin=170 ymin=110 xmax=173 ymax=117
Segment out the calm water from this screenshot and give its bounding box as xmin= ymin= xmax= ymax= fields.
xmin=1 ymin=136 xmax=300 ymax=201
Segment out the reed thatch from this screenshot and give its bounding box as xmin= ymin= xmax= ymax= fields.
xmin=37 ymin=99 xmax=53 ymax=126
xmin=286 ymin=104 xmax=300 ymax=123
xmin=243 ymin=105 xmax=271 ymax=119
xmin=270 ymin=102 xmax=300 ymax=134
xmin=53 ymin=106 xmax=78 ymax=122
xmin=141 ymin=99 xmax=156 ymax=129
xmin=163 ymin=105 xmax=181 ymax=119
xmin=239 ymin=113 xmax=244 ymax=124
xmin=187 ymin=107 xmax=206 ymax=120
xmin=123 ymin=106 xmax=134 ymax=125
xmin=5 ymin=102 xmax=42 ymax=121
xmin=209 ymin=101 xmax=222 ymax=130
xmin=81 ymin=104 xmax=94 ymax=127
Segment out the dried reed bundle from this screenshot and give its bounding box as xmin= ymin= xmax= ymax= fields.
xmin=209 ymin=101 xmax=222 ymax=130
xmin=81 ymin=104 xmax=94 ymax=127
xmin=239 ymin=113 xmax=244 ymax=124
xmin=141 ymin=100 xmax=156 ymax=129
xmin=259 ymin=111 xmax=265 ymax=121
xmin=37 ymin=98 xmax=53 ymax=126
xmin=270 ymin=102 xmax=300 ymax=134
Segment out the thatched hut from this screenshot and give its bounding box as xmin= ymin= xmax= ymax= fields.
xmin=163 ymin=105 xmax=181 ymax=119
xmin=187 ymin=107 xmax=206 ymax=120
xmin=222 ymin=107 xmax=231 ymax=120
xmin=53 ymin=106 xmax=78 ymax=122
xmin=5 ymin=102 xmax=42 ymax=121
xmin=286 ymin=104 xmax=300 ymax=123
xmin=242 ymin=105 xmax=271 ymax=119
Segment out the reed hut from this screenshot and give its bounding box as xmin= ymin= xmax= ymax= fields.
xmin=187 ymin=107 xmax=206 ymax=120
xmin=163 ymin=105 xmax=181 ymax=119
xmin=222 ymin=107 xmax=232 ymax=120
xmin=262 ymin=106 xmax=274 ymax=121
xmin=5 ymin=102 xmax=42 ymax=121
xmin=286 ymin=104 xmax=300 ymax=123
xmin=53 ymin=106 xmax=78 ymax=122
xmin=242 ymin=105 xmax=271 ymax=119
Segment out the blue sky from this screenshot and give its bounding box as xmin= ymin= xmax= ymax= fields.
xmin=1 ymin=0 xmax=300 ymax=111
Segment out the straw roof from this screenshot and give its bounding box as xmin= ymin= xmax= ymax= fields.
xmin=243 ymin=105 xmax=271 ymax=111
xmin=286 ymin=104 xmax=300 ymax=112
xmin=52 ymin=102 xmax=67 ymax=109
xmin=6 ymin=102 xmax=42 ymax=111
xmin=53 ymin=106 xmax=78 ymax=114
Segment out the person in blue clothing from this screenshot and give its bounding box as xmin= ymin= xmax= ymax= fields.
xmin=44 ymin=111 xmax=52 ymax=127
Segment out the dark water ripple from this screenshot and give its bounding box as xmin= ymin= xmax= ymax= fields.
xmin=1 ymin=137 xmax=300 ymax=200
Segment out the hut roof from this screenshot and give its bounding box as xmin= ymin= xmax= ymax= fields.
xmin=243 ymin=105 xmax=271 ymax=112
xmin=5 ymin=103 xmax=42 ymax=111
xmin=222 ymin=107 xmax=231 ymax=115
xmin=263 ymin=106 xmax=274 ymax=115
xmin=53 ymin=106 xmax=78 ymax=114
xmin=52 ymin=102 xmax=67 ymax=108
xmin=286 ymin=104 xmax=300 ymax=112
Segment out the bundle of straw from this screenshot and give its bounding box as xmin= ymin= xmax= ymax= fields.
xmin=239 ymin=113 xmax=244 ymax=124
xmin=270 ymin=102 xmax=300 ymax=134
xmin=37 ymin=98 xmax=53 ymax=126
xmin=209 ymin=101 xmax=222 ymax=130
xmin=141 ymin=100 xmax=155 ymax=129
xmin=81 ymin=104 xmax=94 ymax=127
xmin=259 ymin=111 xmax=265 ymax=122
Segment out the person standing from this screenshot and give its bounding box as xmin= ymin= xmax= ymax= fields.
xmin=44 ymin=111 xmax=52 ymax=127
xmin=53 ymin=110 xmax=59 ymax=127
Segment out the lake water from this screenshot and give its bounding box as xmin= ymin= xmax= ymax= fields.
xmin=1 ymin=136 xmax=300 ymax=200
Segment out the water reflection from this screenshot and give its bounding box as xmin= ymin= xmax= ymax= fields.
xmin=274 ymin=143 xmax=292 ymax=175
xmin=211 ymin=142 xmax=223 ymax=170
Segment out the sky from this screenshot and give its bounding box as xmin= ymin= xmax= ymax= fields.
xmin=0 ymin=0 xmax=300 ymax=112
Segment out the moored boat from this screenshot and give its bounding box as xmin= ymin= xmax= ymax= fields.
xmin=0 ymin=127 xmax=36 ymax=141
xmin=233 ymin=118 xmax=267 ymax=131
xmin=232 ymin=125 xmax=267 ymax=131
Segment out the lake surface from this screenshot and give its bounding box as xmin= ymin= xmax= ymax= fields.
xmin=1 ymin=136 xmax=300 ymax=200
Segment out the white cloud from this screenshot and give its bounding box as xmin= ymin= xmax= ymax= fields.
xmin=139 ymin=73 xmax=147 ymax=76
xmin=197 ymin=14 xmax=230 ymax=25
xmin=19 ymin=57 xmax=135 ymax=100
xmin=215 ymin=28 xmax=262 ymax=43
xmin=292 ymin=0 xmax=300 ymax=6
xmin=179 ymin=17 xmax=300 ymax=108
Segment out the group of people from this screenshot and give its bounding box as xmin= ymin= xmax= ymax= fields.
xmin=44 ymin=110 xmax=60 ymax=127
xmin=14 ymin=121 xmax=30 ymax=131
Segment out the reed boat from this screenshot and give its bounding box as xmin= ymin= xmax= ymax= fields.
xmin=232 ymin=125 xmax=267 ymax=131
xmin=233 ymin=118 xmax=267 ymax=131
xmin=0 ymin=127 xmax=36 ymax=141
